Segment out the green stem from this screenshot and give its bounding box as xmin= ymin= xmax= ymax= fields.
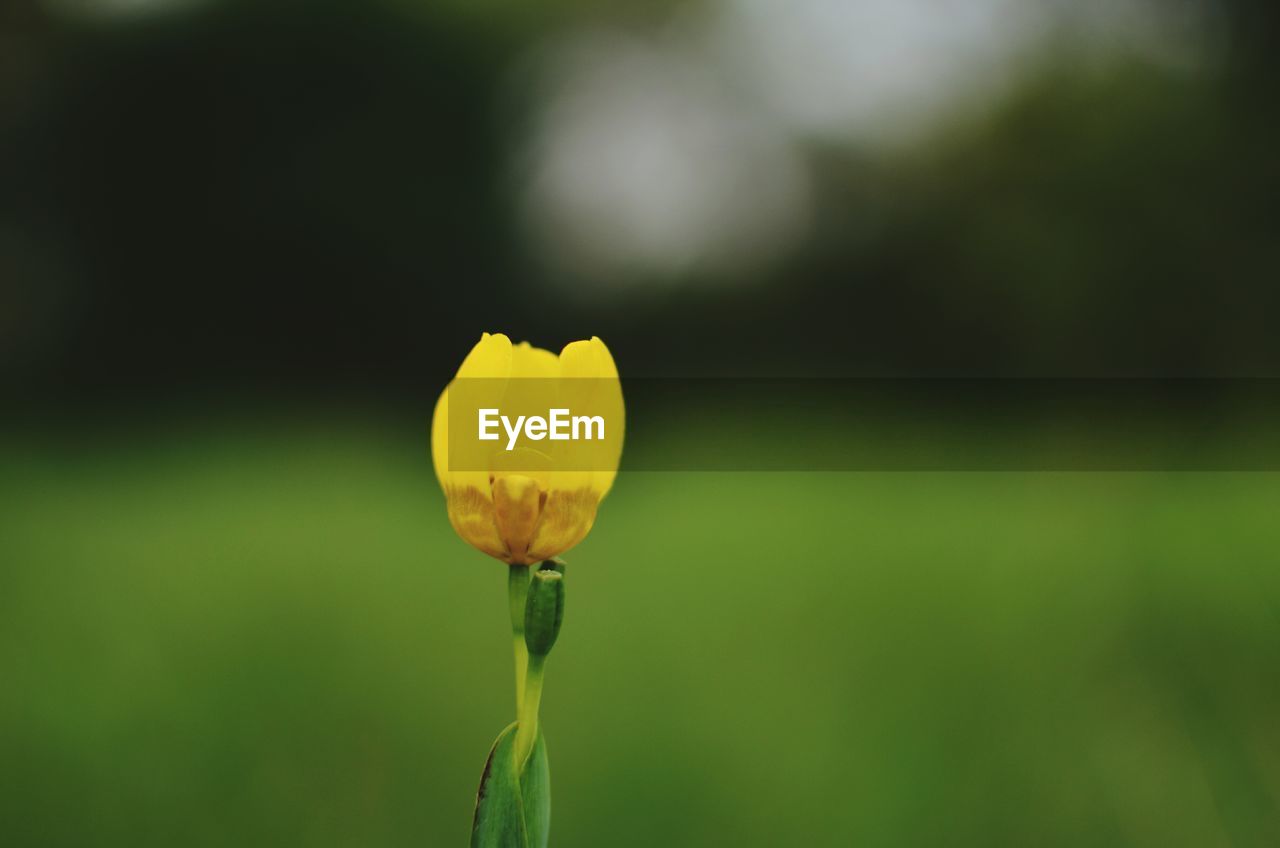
xmin=508 ymin=564 xmax=530 ymax=713
xmin=514 ymin=653 xmax=546 ymax=770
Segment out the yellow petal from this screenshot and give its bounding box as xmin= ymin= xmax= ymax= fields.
xmin=445 ymin=483 xmax=509 ymax=560
xmin=588 ymin=337 xmax=624 ymax=497
xmin=511 ymin=341 xmax=559 ymax=379
xmin=558 ymin=336 xmax=624 ymax=498
xmin=458 ymin=334 xmax=512 ymax=468
xmin=434 ymin=388 xmax=503 ymax=558
xmin=457 ymin=332 xmax=514 ymax=380
xmin=502 ymin=341 xmax=561 ymax=458
xmin=492 ymin=473 xmax=544 ymax=564
xmin=431 ymin=332 xmax=512 ymax=494
xmin=527 ymin=487 xmax=599 ymax=562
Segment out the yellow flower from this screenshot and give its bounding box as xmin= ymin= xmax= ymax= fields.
xmin=431 ymin=333 xmax=624 ymax=565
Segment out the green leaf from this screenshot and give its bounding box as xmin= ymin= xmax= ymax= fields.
xmin=471 ymin=722 xmax=551 ymax=848
xmin=520 ymin=729 xmax=551 ymax=848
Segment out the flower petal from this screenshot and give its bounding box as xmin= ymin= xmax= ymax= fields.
xmin=457 ymin=332 xmax=514 ymax=380
xmin=559 ymin=337 xmax=624 ymax=498
xmin=511 ymin=341 xmax=559 ymax=379
xmin=492 ymin=473 xmax=544 ymax=564
xmin=432 ymin=332 xmax=512 ymax=495
xmin=528 ymin=487 xmax=600 ymax=562
xmin=445 ymin=482 xmax=509 ymax=560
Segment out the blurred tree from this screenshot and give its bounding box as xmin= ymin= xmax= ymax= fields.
xmin=2 ymin=0 xmax=1278 ymax=399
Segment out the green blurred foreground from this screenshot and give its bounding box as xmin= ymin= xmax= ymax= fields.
xmin=2 ymin=421 xmax=1279 ymax=847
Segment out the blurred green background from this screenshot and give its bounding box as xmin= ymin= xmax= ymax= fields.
xmin=4 ymin=0 xmax=1280 ymax=844
xmin=4 ymin=427 xmax=1280 ymax=846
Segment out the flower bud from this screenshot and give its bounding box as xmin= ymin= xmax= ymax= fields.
xmin=524 ymin=568 xmax=565 ymax=657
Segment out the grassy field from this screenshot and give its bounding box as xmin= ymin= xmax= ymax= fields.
xmin=2 ymin=419 xmax=1279 ymax=846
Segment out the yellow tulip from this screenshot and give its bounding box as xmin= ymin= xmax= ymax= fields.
xmin=431 ymin=332 xmax=624 ymax=565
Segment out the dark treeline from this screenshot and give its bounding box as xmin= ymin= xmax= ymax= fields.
xmin=2 ymin=0 xmax=1278 ymax=403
